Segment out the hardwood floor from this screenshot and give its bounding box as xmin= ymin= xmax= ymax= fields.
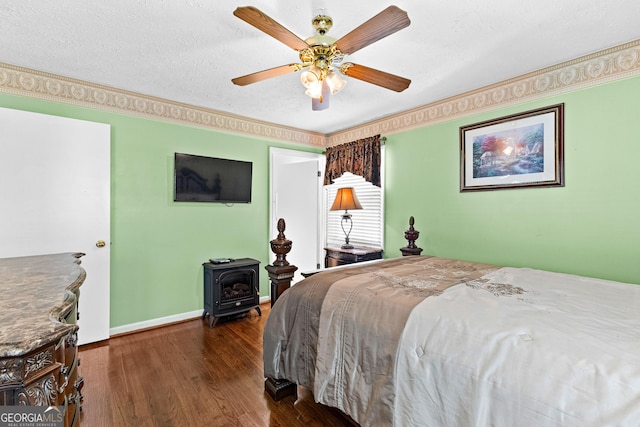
xmin=78 ymin=303 xmax=354 ymax=426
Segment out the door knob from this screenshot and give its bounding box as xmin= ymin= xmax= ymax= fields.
xmin=96 ymin=240 xmax=106 ymax=247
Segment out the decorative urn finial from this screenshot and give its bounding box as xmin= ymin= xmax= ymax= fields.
xmin=270 ymin=218 xmax=292 ymax=266
xmin=400 ymin=215 xmax=423 ymax=256
xmin=404 ymin=216 xmax=420 ymax=249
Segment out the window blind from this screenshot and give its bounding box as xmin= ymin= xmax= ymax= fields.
xmin=324 ymin=172 xmax=383 ymax=249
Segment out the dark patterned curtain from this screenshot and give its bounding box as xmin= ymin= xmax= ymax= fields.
xmin=324 ymin=135 xmax=381 ymax=187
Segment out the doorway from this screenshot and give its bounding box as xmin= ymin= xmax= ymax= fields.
xmin=270 ymin=148 xmax=325 ymax=284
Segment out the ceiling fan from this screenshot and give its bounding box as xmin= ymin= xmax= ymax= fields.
xmin=231 ymin=5 xmax=411 ymax=110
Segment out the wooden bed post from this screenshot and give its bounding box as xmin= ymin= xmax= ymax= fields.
xmin=265 ymin=376 xmax=297 ymax=401
xmin=265 ymin=218 xmax=298 ymax=400
xmin=400 ymin=216 xmax=423 ymax=256
xmin=265 ymin=218 xmax=298 ymax=307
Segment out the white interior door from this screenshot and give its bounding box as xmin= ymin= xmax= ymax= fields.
xmin=270 ymin=148 xmax=324 ymax=283
xmin=0 ymin=106 xmax=110 ymax=345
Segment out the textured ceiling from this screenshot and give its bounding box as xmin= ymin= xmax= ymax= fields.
xmin=1 ymin=1 xmax=640 ymax=134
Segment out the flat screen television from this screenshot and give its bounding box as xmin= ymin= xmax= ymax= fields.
xmin=174 ymin=152 xmax=252 ymax=203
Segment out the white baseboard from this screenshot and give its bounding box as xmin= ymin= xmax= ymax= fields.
xmin=109 ymin=309 xmax=203 ymax=336
xmin=109 ymin=296 xmax=271 ymax=336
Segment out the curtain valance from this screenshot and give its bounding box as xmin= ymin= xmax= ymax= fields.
xmin=324 ymin=135 xmax=381 ymax=187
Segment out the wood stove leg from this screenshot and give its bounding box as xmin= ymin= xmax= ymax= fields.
xmin=264 ymin=377 xmax=297 ymax=401
xmin=208 ymin=315 xmax=219 ymax=329
xmin=255 ymin=306 xmax=262 ymax=316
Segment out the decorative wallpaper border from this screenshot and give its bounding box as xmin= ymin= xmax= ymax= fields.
xmin=327 ymin=39 xmax=640 ymax=146
xmin=0 ymin=64 xmax=326 ymax=148
xmin=1 ymin=39 xmax=638 ymax=148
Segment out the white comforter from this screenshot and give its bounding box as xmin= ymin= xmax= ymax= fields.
xmin=315 ymin=266 xmax=640 ymax=426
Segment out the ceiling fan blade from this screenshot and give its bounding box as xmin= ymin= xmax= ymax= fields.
xmin=233 ymin=6 xmax=308 ymax=51
xmin=232 ymin=64 xmax=301 ymax=86
xmin=340 ymin=63 xmax=411 ymax=92
xmin=334 ymin=6 xmax=410 ymax=55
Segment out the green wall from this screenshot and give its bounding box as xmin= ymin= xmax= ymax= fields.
xmin=384 ymin=75 xmax=640 ymax=285
xmin=2 ymin=74 xmax=638 ymax=330
xmin=0 ymin=93 xmax=320 ymax=328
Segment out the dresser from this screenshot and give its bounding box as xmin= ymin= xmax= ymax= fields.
xmin=324 ymin=245 xmax=383 ymax=268
xmin=0 ymin=253 xmax=86 ymax=427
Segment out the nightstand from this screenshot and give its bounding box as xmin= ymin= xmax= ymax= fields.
xmin=324 ymin=245 xmax=383 ymax=268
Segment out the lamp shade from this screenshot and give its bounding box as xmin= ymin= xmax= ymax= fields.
xmin=330 ymin=187 xmax=363 ymax=211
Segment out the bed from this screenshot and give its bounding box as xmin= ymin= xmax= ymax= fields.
xmin=263 ymin=246 xmax=640 ymax=426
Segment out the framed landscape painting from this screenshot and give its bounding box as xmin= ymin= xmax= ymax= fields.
xmin=460 ymin=104 xmax=564 ymax=192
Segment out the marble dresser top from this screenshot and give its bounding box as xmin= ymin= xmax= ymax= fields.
xmin=0 ymin=252 xmax=86 ymax=357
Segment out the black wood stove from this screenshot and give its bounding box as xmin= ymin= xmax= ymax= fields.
xmin=202 ymin=258 xmax=261 ymax=328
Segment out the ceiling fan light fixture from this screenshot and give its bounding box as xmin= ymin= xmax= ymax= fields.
xmin=311 ymin=96 xmax=329 ymax=110
xmin=326 ymin=70 xmax=346 ymax=94
xmin=304 ymin=80 xmax=323 ymax=98
xmin=300 ymin=68 xmax=320 ymax=89
xmin=311 ymin=80 xmax=331 ymax=111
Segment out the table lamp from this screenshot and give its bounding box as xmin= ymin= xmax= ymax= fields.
xmin=330 ymin=187 xmax=363 ymax=249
